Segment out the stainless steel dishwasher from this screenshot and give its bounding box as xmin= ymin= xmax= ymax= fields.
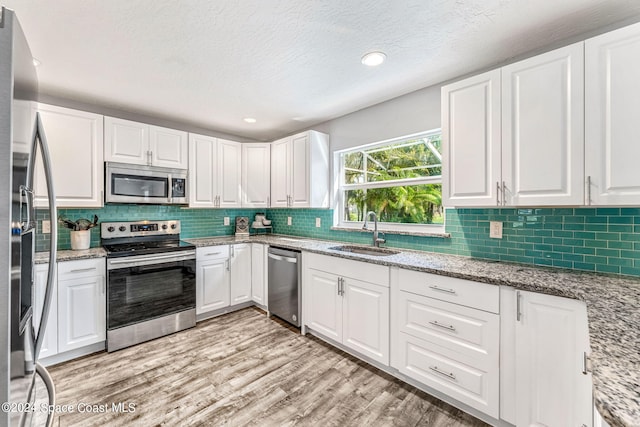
xmin=268 ymin=246 xmax=302 ymax=327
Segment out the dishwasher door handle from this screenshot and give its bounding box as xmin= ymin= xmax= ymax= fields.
xmin=268 ymin=253 xmax=298 ymax=263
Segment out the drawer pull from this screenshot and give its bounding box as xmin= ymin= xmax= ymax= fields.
xmin=429 ymin=320 xmax=456 ymax=332
xmin=205 ymin=252 xmax=222 ymax=256
xmin=70 ymin=267 xmax=96 ymax=273
xmin=429 ymin=366 xmax=456 ymax=381
xmin=429 ymin=285 xmax=456 ymax=295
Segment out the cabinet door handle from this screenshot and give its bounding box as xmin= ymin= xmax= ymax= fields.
xmin=502 ymin=181 xmax=507 ymax=206
xmin=587 ymin=176 xmax=592 ymax=206
xmin=429 ymin=285 xmax=456 ymax=295
xmin=496 ymin=181 xmax=501 ymax=206
xmin=226 ymin=259 xmax=230 ymax=271
xmin=231 ymin=246 xmax=235 ymax=257
xmin=429 ymin=320 xmax=456 ymax=332
xmin=147 ymin=150 xmax=152 ymax=165
xmin=102 ymin=278 xmax=105 ymax=294
xmin=516 ymin=290 xmax=522 ymax=322
xmin=429 ymin=366 xmax=456 ymax=381
xmin=267 ymin=196 xmax=270 ymax=207
xmin=70 ymin=267 xmax=96 ymax=273
xmin=582 ymin=352 xmax=590 ymax=375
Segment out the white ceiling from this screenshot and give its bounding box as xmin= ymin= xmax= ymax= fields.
xmin=4 ymin=1 xmax=640 ymax=141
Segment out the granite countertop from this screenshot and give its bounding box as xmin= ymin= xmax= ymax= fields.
xmin=187 ymin=234 xmax=640 ymax=427
xmin=34 ymin=235 xmax=638 ymax=425
xmin=34 ymin=247 xmax=107 ymax=264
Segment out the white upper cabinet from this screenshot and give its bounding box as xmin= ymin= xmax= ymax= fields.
xmin=188 ymin=134 xmax=241 ymax=208
xmin=104 ymin=117 xmax=147 ymax=165
xmin=188 ymin=133 xmax=217 ymax=208
xmin=149 ymin=125 xmax=189 ymax=169
xmin=502 ymin=43 xmax=584 ymax=206
xmin=217 ymin=139 xmax=242 ymax=208
xmin=105 ymin=117 xmax=188 ymax=169
xmin=270 ymin=138 xmax=290 ymax=207
xmin=270 ymin=130 xmax=329 ymax=208
xmin=242 ymin=143 xmax=271 ymax=208
xmin=443 ymin=43 xmax=584 ymax=207
xmin=442 ymin=70 xmax=501 ymax=206
xmin=35 ymin=103 xmax=104 ymax=207
xmin=586 ymin=22 xmax=640 ymax=205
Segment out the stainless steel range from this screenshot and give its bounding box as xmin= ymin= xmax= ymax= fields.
xmin=101 ymin=220 xmax=196 ymax=352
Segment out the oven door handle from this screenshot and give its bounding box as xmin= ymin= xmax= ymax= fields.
xmin=109 ymin=252 xmax=196 ymax=265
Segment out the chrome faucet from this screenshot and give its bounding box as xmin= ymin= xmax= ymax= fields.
xmin=362 ymin=211 xmax=386 ymax=247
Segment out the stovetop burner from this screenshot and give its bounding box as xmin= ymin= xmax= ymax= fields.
xmin=103 ymin=240 xmax=195 ymax=258
xmin=101 ymin=220 xmax=195 ymax=258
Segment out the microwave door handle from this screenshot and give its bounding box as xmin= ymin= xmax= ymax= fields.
xmin=168 ymin=173 xmax=172 ymax=203
xmin=30 ymin=113 xmax=58 ymax=361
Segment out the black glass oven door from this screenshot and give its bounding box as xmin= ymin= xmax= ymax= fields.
xmin=107 ymin=259 xmax=196 ymax=330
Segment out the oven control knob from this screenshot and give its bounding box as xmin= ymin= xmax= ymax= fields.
xmin=162 ymin=224 xmax=168 ymax=230
xmin=170 ymin=224 xmax=177 ymax=229
xmin=107 ymin=226 xmax=115 ymax=232
xmin=119 ymin=226 xmax=126 ymax=232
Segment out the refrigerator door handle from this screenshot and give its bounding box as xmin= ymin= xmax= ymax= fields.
xmin=28 ymin=113 xmax=58 ymax=361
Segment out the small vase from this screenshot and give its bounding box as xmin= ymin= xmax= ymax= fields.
xmin=70 ymin=230 xmax=90 ymax=250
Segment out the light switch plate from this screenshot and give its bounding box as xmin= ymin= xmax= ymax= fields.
xmin=315 ymin=218 xmax=321 ymax=227
xmin=287 ymin=217 xmax=292 ymax=226
xmin=42 ymin=220 xmax=50 ymax=234
xmin=490 ymin=221 xmax=503 ymax=239
xmin=223 ymin=217 xmax=230 ymax=226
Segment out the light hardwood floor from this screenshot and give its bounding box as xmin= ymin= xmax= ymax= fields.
xmin=48 ymin=308 xmax=489 ymax=426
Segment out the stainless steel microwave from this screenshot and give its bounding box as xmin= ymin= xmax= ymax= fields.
xmin=105 ymin=162 xmax=188 ymax=205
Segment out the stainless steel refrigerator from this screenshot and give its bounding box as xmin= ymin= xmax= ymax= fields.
xmin=1 ymin=7 xmax=58 ymax=427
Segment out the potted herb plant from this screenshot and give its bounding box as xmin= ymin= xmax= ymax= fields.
xmin=58 ymin=214 xmax=99 ymax=250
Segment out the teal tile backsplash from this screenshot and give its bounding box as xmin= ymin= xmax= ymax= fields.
xmin=37 ymin=205 xmax=640 ymax=277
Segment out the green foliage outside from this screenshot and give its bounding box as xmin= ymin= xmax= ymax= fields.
xmin=343 ymin=135 xmax=443 ymax=224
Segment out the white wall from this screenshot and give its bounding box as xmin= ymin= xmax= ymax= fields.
xmin=312 ymin=84 xmax=441 ymax=153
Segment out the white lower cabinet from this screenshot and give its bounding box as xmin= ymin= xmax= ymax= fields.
xmin=230 ymin=244 xmax=252 ymax=305
xmin=250 ymin=244 xmax=267 ymax=306
xmin=500 ymin=287 xmax=593 ymax=427
xmin=391 ymin=268 xmax=500 ymax=419
xmin=33 ymin=264 xmax=57 ymax=359
xmin=304 ymin=253 xmax=389 ymax=365
xmin=196 ymin=246 xmax=231 ymax=314
xmin=57 ymin=259 xmax=106 ymax=353
xmin=196 ymin=244 xmax=253 ymax=316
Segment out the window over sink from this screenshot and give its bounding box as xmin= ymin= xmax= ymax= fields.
xmin=335 ymin=129 xmax=444 ymax=233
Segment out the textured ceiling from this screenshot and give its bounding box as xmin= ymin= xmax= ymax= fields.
xmin=3 ymin=0 xmax=640 ymax=140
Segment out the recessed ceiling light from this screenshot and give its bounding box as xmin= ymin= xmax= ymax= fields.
xmin=361 ymin=51 xmax=386 ymax=67
xmin=243 ymin=117 xmax=257 ymax=123
xmin=32 ymin=58 xmax=41 ymax=67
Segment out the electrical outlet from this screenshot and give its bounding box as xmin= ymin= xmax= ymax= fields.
xmin=315 ymin=218 xmax=321 ymax=228
xmin=490 ymin=221 xmax=503 ymax=239
xmin=287 ymin=216 xmax=292 ymax=226
xmin=223 ymin=217 xmax=230 ymax=226
xmin=42 ymin=220 xmax=50 ymax=234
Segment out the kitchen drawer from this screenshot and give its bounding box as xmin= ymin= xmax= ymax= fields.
xmin=58 ymin=258 xmax=105 ymax=280
xmin=398 ymin=269 xmax=499 ymax=313
xmin=304 ymin=252 xmax=389 ymax=287
xmin=196 ymin=245 xmax=230 ymax=261
xmin=397 ymin=331 xmax=499 ymax=418
xmin=398 ymin=291 xmax=499 ymax=367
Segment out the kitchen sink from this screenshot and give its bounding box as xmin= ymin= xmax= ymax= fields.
xmin=330 ymin=245 xmax=400 ymax=256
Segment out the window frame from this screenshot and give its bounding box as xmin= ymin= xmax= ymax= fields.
xmin=333 ymin=129 xmax=445 ymax=234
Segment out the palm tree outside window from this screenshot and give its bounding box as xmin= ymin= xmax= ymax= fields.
xmin=338 ymin=130 xmax=443 ymax=228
